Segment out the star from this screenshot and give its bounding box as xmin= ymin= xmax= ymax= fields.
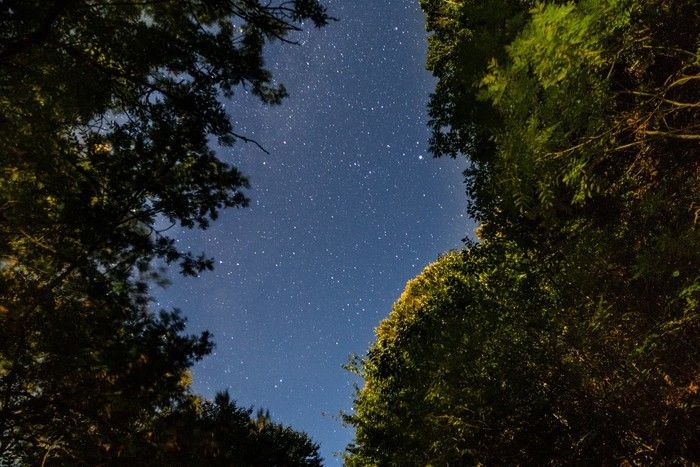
xmin=155 ymin=0 xmax=471 ymax=463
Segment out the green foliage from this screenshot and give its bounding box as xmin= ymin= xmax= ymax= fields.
xmin=348 ymin=0 xmax=700 ymax=464
xmin=0 ymin=0 xmax=328 ymax=463
xmin=420 ymin=0 xmax=535 ymax=161
xmin=345 ymin=245 xmax=598 ymax=465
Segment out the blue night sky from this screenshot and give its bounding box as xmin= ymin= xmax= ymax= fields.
xmin=156 ymin=0 xmax=472 ymax=463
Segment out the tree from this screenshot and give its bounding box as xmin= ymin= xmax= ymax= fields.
xmin=471 ymin=3 xmax=700 ymax=460
xmin=0 ymin=0 xmax=329 ymax=462
xmin=347 ymin=0 xmax=699 ymax=463
xmin=150 ymin=392 xmax=322 ymax=466
xmin=420 ymin=0 xmax=535 ymax=161
xmin=345 ymin=244 xmax=613 ymax=465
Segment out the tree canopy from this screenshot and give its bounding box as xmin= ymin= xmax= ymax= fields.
xmin=346 ymin=0 xmax=699 ymax=464
xmin=0 ymin=0 xmax=328 ymax=463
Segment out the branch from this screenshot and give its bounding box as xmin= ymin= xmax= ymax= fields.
xmin=641 ymin=130 xmax=700 ymax=140
xmin=230 ymin=131 xmax=270 ymax=154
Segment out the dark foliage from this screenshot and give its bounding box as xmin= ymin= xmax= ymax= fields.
xmin=0 ymin=0 xmax=327 ymax=463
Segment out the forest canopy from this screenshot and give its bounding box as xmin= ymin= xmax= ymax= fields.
xmin=0 ymin=0 xmax=327 ymax=463
xmin=2 ymin=0 xmax=699 ymax=464
xmin=346 ymin=0 xmax=700 ymax=464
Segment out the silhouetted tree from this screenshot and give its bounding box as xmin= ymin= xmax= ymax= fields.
xmin=0 ymin=0 xmax=329 ymax=463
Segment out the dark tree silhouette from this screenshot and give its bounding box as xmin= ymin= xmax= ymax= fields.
xmin=0 ymin=0 xmax=329 ymax=463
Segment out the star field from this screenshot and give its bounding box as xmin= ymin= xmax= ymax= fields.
xmin=155 ymin=1 xmax=472 ymax=463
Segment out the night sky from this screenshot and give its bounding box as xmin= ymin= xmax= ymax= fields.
xmin=155 ymin=0 xmax=472 ymax=463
